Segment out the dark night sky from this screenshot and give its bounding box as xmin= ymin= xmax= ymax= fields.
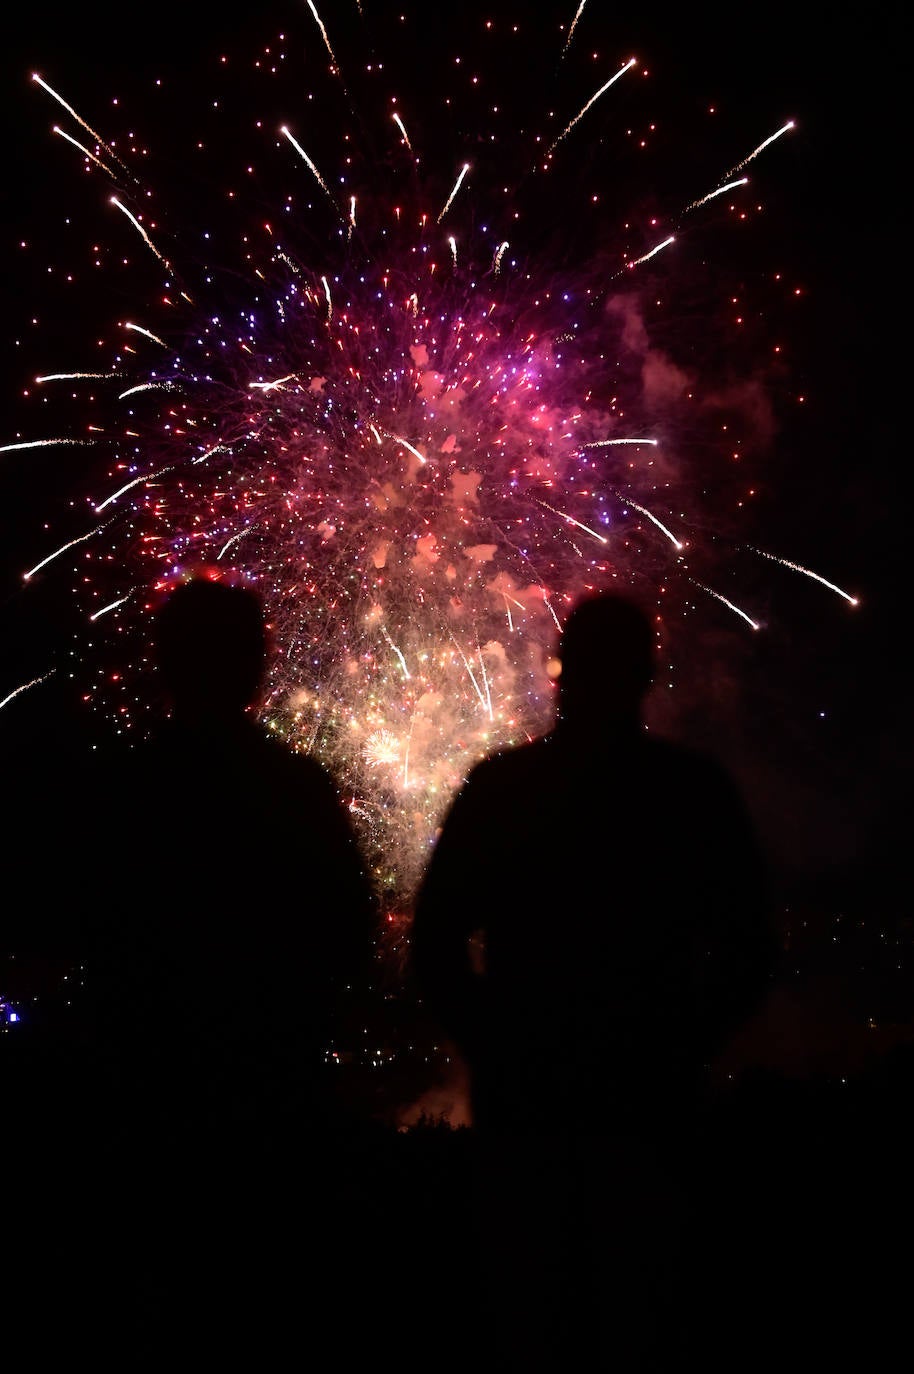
xmin=0 ymin=1 xmax=905 ymax=962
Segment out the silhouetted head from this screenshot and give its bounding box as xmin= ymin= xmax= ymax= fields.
xmin=156 ymin=579 xmax=266 ymax=718
xmin=557 ymin=593 xmax=654 ymax=732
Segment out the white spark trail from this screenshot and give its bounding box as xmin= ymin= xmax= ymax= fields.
xmin=537 ymin=498 xmax=607 ymax=545
xmin=249 ymin=375 xmax=298 ymax=392
xmin=0 ymin=671 xmax=55 ymax=713
xmin=31 ymin=73 xmax=125 ymax=172
xmin=0 ymin=438 xmax=92 ymax=455
xmin=546 ymin=57 xmax=636 ymax=157
xmin=95 ymin=465 xmax=174 ymax=511
xmin=437 ymin=163 xmax=470 ymax=224
xmin=627 ymin=235 xmax=675 ymax=270
xmin=384 ymin=431 xmax=426 ymax=465
xmin=726 ymin=120 xmax=795 ymax=178
xmin=321 ymin=274 xmax=333 ymax=323
xmin=617 ymin=495 xmax=683 ymax=549
xmin=749 ymin=546 xmax=858 ymax=605
xmin=192 ymin=444 xmax=232 ymax=466
xmin=685 ymin=176 xmax=749 ymax=213
xmin=304 ymin=0 xmax=339 ymax=69
xmin=690 ymin=579 xmax=760 ymax=630
xmin=280 ymin=126 xmax=339 ymax=215
xmin=118 ymin=382 xmax=173 ymax=400
xmin=24 ymin=521 xmax=109 ymax=581
xmin=36 ymin=372 xmax=119 ymax=384
xmin=110 ymin=197 xmax=172 ymax=272
xmin=562 ymin=1 xmax=588 ymax=56
xmin=451 ymin=637 xmax=488 ymax=711
xmin=582 ymin=437 xmax=657 ymax=448
xmin=218 ymin=528 xmax=254 ymax=560
xmin=124 ymin=322 xmax=167 ymax=347
xmin=52 ymin=125 xmax=117 ymax=177
xmin=392 ymin=112 xmax=413 ymax=152
xmin=492 ymin=241 xmax=509 ymax=274
xmin=448 ymin=235 xmax=458 ymax=268
xmin=89 ymin=594 xmax=131 ymax=621
xmin=381 ymin=626 xmax=411 ymax=679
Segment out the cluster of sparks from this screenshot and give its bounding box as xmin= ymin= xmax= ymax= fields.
xmin=3 ymin=5 xmax=857 ymax=910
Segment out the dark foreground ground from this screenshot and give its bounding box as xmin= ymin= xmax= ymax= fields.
xmin=1 ymin=1042 xmax=910 ymax=1371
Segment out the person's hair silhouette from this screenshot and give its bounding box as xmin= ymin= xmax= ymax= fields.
xmin=156 ymin=577 xmax=265 ymax=718
xmin=557 ymin=591 xmax=654 ymax=729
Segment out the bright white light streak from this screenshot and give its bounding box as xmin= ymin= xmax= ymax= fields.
xmin=627 ymin=235 xmax=675 ymax=270
xmin=0 ymin=671 xmax=55 ymax=713
xmin=118 ymin=382 xmax=172 ymax=400
xmin=349 ymin=195 xmax=356 ymax=239
xmin=32 ymin=73 xmax=124 ymax=170
xmin=192 ymin=444 xmax=231 ymax=466
xmin=582 ymin=437 xmax=658 ymax=448
xmin=543 ymin=593 xmax=562 ymax=631
xmin=493 ymin=241 xmax=509 ymax=275
xmin=321 ymin=274 xmax=333 ymax=323
xmin=36 ymin=372 xmax=119 ymax=384
xmin=690 ymin=579 xmax=760 ymax=630
xmin=0 ymin=437 xmax=91 ymax=455
xmin=618 ymin=495 xmax=683 ymax=549
xmin=217 ymin=528 xmax=254 ymax=560
xmin=89 ymin=594 xmax=131 ymax=622
xmin=280 ymin=126 xmax=339 ymax=214
xmin=562 ymin=1 xmax=589 ymax=56
xmin=537 ymin=498 xmax=607 ymax=545
xmin=381 ymin=626 xmax=411 ymax=679
xmin=110 ymin=197 xmax=172 ymax=273
xmin=451 ymin=637 xmax=488 ymax=711
xmin=24 ymin=521 xmax=108 ymax=581
xmin=477 ymin=637 xmax=493 ymax=718
xmin=685 ymin=176 xmax=749 ymax=213
xmin=95 ymin=465 xmax=173 ymax=512
xmin=249 ymin=375 xmax=298 ymax=392
xmin=124 ymin=322 xmax=167 ymax=347
xmin=52 ymin=125 xmax=116 ymax=177
xmin=437 ymin=163 xmax=470 ymax=224
xmin=727 ymin=121 xmax=795 ymax=178
xmin=749 ymin=546 xmax=858 ymax=605
xmin=546 ymin=57 xmax=636 ymax=156
xmin=387 ymin=432 xmax=426 ymax=465
xmin=304 ymin=0 xmax=339 ymax=68
xmin=448 ymin=235 xmax=458 ymax=267
xmin=392 ymin=112 xmax=413 ymax=152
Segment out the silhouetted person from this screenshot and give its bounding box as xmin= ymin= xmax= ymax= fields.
xmin=4 ymin=577 xmax=378 ymax=1358
xmin=84 ymin=577 xmax=375 ymax=1142
xmin=411 ymin=592 xmax=773 ymax=1365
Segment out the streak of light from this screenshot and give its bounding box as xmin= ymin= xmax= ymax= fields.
xmin=615 ymin=494 xmax=683 ymax=549
xmin=749 ymin=546 xmax=858 ymax=605
xmin=0 ymin=671 xmax=55 ymax=713
xmin=110 ymin=197 xmax=173 ymax=273
xmin=546 ymin=57 xmax=636 ymax=157
xmin=437 ymin=163 xmax=470 ymax=224
xmin=537 ymin=498 xmax=608 ymax=544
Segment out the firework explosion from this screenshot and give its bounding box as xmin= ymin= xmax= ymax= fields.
xmin=3 ymin=5 xmax=856 ymax=913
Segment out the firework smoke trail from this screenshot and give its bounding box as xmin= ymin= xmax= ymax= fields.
xmin=4 ymin=12 xmax=846 ymax=910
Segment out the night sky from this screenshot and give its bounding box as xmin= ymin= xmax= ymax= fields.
xmin=1 ymin=1 xmax=906 ymax=1074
